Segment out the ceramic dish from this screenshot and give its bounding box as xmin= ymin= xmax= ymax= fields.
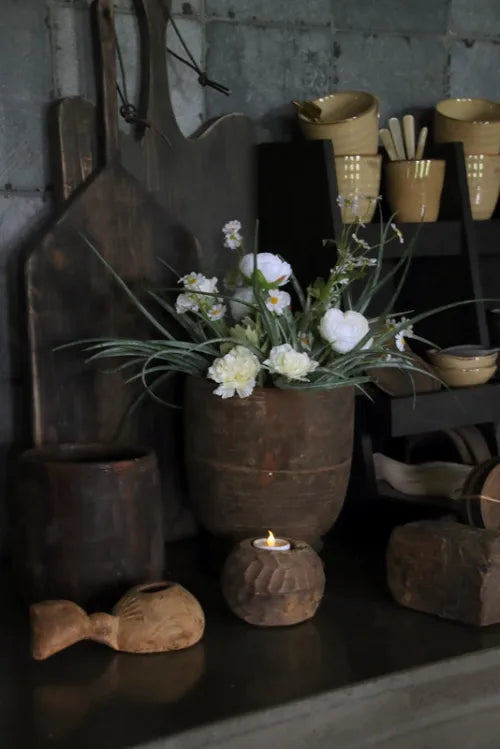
xmin=428 ymin=348 xmax=498 ymax=370
xmin=434 ymin=98 xmax=500 ymax=155
xmin=433 ymin=365 xmax=496 ymax=387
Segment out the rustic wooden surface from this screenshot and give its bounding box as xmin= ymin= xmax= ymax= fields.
xmin=50 ymin=97 xmax=97 ymax=204
xmin=14 ymin=444 xmax=164 ymax=605
xmin=26 ymin=0 xmax=256 ymax=540
xmin=222 ymin=538 xmax=325 ymax=626
xmin=387 ymin=517 xmax=500 ymax=626
xmin=184 ymin=376 xmax=355 ymax=548
xmin=31 ymin=581 xmax=205 ymax=660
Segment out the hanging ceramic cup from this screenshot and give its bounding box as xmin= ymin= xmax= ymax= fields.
xmin=298 ymin=91 xmax=379 ymax=155
xmin=465 ymin=154 xmax=500 ymax=220
xmin=384 ymin=159 xmax=445 ymax=222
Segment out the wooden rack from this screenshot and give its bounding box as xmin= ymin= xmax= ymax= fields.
xmin=258 ymin=137 xmax=500 ymax=509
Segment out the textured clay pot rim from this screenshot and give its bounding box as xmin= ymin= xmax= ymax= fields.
xmin=435 ymin=98 xmax=500 ymax=125
xmin=20 ymin=442 xmax=154 ymax=466
xmin=298 ymin=91 xmax=378 ymax=125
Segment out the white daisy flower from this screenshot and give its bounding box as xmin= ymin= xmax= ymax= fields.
xmin=264 ymin=344 xmax=318 ymax=381
xmin=176 ymin=292 xmax=199 ymax=314
xmin=265 ymin=289 xmax=290 ymax=315
xmin=239 ymin=253 xmax=292 ymax=287
xmin=180 ymin=272 xmax=218 ymax=294
xmin=207 ymin=303 xmax=226 ymax=321
xmin=207 ymin=345 xmax=261 ymax=399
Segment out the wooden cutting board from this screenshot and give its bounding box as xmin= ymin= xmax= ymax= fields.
xmin=27 ymin=0 xmax=256 ymax=537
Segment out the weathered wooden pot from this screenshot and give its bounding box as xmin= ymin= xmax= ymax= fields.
xmin=222 ymin=538 xmax=325 ymax=626
xmin=14 ymin=444 xmax=164 ymax=605
xmin=184 ymin=377 xmax=355 ymax=547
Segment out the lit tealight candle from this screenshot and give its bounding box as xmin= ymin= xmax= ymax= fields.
xmin=252 ymin=530 xmax=291 ymax=552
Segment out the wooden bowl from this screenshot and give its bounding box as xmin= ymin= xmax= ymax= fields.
xmin=427 ymin=348 xmax=498 ymax=370
xmin=465 ymin=154 xmax=500 ymax=220
xmin=384 ymin=159 xmax=445 ymax=222
xmin=221 ymin=538 xmax=325 ymax=627
xmin=298 ymin=91 xmax=379 ymax=155
xmin=334 ymin=154 xmax=381 ymax=223
xmin=434 ymin=98 xmax=500 ymax=155
xmin=433 ymin=365 xmax=497 ymax=387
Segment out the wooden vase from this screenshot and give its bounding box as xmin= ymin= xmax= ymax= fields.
xmin=31 ymin=581 xmax=205 ymax=660
xmin=13 ymin=444 xmax=164 ymax=605
xmin=221 ymin=538 xmax=325 ymax=626
xmin=184 ymin=377 xmax=355 ymax=548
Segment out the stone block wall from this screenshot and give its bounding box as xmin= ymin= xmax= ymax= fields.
xmin=0 ymin=0 xmax=499 ymax=548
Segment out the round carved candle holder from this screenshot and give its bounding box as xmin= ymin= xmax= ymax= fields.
xmin=221 ymin=538 xmax=325 ymax=627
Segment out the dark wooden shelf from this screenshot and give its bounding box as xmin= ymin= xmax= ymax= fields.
xmin=476 ymin=220 xmax=500 ymax=255
xmin=370 ymin=381 xmax=500 ymax=437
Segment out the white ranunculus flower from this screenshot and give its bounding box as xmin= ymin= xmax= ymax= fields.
xmin=264 ymin=344 xmax=319 ymax=382
xmin=180 ymin=272 xmax=218 ymax=294
xmin=239 ymin=253 xmax=292 ymax=287
xmin=176 ymin=292 xmax=199 ymax=314
xmin=320 ymin=309 xmax=371 ymax=354
xmin=230 ymin=286 xmax=255 ymax=321
xmin=265 ymin=289 xmax=290 ymax=316
xmin=207 ymin=345 xmax=261 ymax=399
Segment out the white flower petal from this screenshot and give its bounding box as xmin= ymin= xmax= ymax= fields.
xmin=239 ymin=253 xmax=292 ymax=287
xmin=319 ymin=309 xmax=370 ymax=354
xmin=208 ymin=346 xmax=260 ymax=399
xmin=230 ymin=287 xmax=255 ymax=321
xmin=264 ymin=344 xmax=318 ymax=381
xmin=265 ymin=289 xmax=290 ymax=315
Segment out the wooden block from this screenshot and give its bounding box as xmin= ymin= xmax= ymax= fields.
xmin=387 ymin=518 xmax=500 ymax=626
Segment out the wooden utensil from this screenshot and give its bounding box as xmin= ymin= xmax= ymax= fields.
xmin=415 ymin=126 xmax=428 ymax=159
xmin=27 ymin=0 xmax=257 ymax=540
xmin=50 ymin=97 xmax=97 ymax=204
xmin=402 ymin=114 xmax=416 ymax=160
xmin=388 ymin=117 xmax=406 ymax=160
xmin=292 ymin=99 xmax=322 ymax=121
xmin=379 ymin=128 xmax=398 ymax=161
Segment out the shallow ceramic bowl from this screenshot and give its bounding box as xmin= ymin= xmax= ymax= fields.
xmin=428 ymin=348 xmax=498 ymax=370
xmin=466 ymin=154 xmax=500 ymax=220
xmin=434 ymin=365 xmax=496 ymax=388
xmin=298 ymin=91 xmax=379 ymax=155
xmin=334 ymin=154 xmax=381 ymax=223
xmin=434 ymin=98 xmax=500 ymax=155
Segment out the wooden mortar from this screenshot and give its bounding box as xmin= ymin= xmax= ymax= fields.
xmin=221 ymin=538 xmax=325 ymax=627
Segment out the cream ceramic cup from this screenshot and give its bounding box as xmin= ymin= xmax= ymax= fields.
xmin=384 ymin=159 xmax=445 ymax=223
xmin=334 ymin=154 xmax=382 ymax=223
xmin=298 ymin=91 xmax=379 ymax=155
xmin=465 ymin=154 xmax=500 ymax=220
xmin=434 ymin=98 xmax=500 ymax=155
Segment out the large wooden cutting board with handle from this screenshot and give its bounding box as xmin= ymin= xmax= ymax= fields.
xmin=27 ymin=0 xmax=256 ymax=538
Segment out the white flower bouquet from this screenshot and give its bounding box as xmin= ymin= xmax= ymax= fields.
xmin=74 ymin=199 xmax=451 ymax=403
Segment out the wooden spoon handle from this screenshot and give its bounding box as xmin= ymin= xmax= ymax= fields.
xmin=403 ymin=115 xmax=416 ymax=160
xmin=415 ymin=126 xmax=428 ymax=160
xmin=94 ymin=0 xmax=120 ymax=162
xmin=388 ymin=117 xmax=406 ymax=160
xmin=379 ymin=129 xmax=398 ymax=161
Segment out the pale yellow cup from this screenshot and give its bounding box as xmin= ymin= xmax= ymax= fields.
xmin=335 ymin=154 xmax=382 ymax=223
xmin=465 ymin=154 xmax=500 ymax=220
xmin=384 ymin=159 xmax=446 ymax=223
xmin=434 ymin=98 xmax=500 ymax=155
xmin=298 ymin=91 xmax=379 ymax=155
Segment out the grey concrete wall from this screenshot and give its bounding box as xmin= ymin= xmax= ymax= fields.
xmin=0 ymin=0 xmax=499 ymax=548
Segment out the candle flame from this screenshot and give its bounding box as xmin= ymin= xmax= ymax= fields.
xmin=266 ymin=530 xmax=276 ymax=547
